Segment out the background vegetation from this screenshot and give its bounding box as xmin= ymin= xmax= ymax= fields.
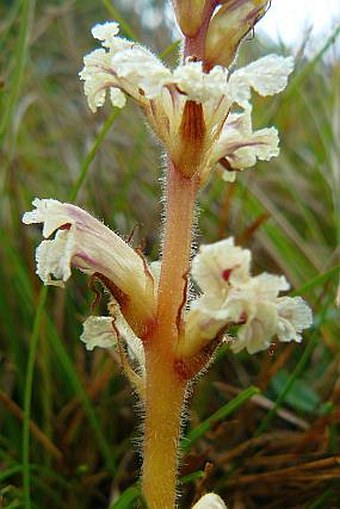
xmin=0 ymin=0 xmax=339 ymax=507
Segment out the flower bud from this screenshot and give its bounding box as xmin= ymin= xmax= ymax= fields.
xmin=171 ymin=0 xmax=208 ymax=37
xmin=204 ymin=0 xmax=269 ymax=68
xmin=192 ymin=493 xmax=227 ymax=508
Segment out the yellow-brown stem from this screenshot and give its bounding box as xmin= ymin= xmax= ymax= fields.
xmin=142 ymin=160 xmax=199 ymax=508
xmin=142 ymin=348 xmax=186 ymax=508
xmin=157 ymin=160 xmax=199 ymax=354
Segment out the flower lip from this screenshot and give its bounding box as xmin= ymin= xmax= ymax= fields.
xmin=91 ymin=21 xmax=120 ymax=46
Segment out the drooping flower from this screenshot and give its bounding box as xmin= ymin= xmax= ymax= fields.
xmin=22 ymin=198 xmax=156 ymax=336
xmin=178 ymin=238 xmax=312 ymax=357
xmin=79 ymin=22 xmax=293 ymax=181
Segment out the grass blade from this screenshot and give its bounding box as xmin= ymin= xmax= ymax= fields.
xmin=181 ymin=386 xmax=260 ymax=452
xmin=22 ymin=287 xmax=48 ymax=509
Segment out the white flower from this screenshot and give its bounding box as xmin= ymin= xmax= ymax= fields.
xmin=192 ymin=493 xmax=227 ymax=509
xmin=79 ymin=23 xmax=171 ymax=112
xmin=180 ymin=238 xmax=253 ymax=356
xmin=80 ymin=22 xmax=293 ymax=181
xmin=179 ymin=238 xmax=312 ymax=357
xmin=22 ymin=198 xmax=155 ymax=322
xmin=229 ymin=278 xmax=312 ymax=354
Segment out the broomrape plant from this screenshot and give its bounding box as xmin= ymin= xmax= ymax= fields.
xmin=23 ymin=1 xmax=313 ymax=508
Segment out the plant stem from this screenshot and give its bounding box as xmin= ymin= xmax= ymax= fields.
xmin=142 ymin=159 xmax=198 ymax=508
xmin=157 ymin=160 xmax=198 ymax=350
xmin=142 ymin=349 xmax=186 ymax=508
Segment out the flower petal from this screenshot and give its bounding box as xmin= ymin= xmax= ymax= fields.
xmin=228 ymin=54 xmax=294 ymax=106
xmin=250 ymin=273 xmax=290 ymax=300
xmin=91 ymin=21 xmax=120 ymax=48
xmin=81 ymin=304 xmax=145 ymax=370
xmin=192 ymin=237 xmax=251 ymax=296
xmin=111 ymin=46 xmax=172 ymax=99
xmin=80 ymin=316 xmax=117 ymax=351
xmin=276 ymin=296 xmax=313 ymax=342
xmin=213 ymin=107 xmax=279 ymax=173
xmin=79 ymin=48 xmax=126 ymax=113
xmin=35 ymin=229 xmax=73 ymax=287
xmin=231 ymin=299 xmax=278 ymax=354
xmin=23 ymin=197 xmax=74 ymax=238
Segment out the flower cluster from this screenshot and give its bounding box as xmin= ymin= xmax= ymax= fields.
xmin=179 ymin=238 xmax=313 ymax=358
xmin=23 ymin=200 xmax=312 ymax=369
xmin=79 ymin=21 xmax=293 ymax=181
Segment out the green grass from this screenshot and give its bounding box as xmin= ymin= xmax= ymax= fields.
xmin=1 ymin=1 xmax=339 ymax=508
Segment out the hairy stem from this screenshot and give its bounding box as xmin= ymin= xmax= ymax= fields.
xmin=142 ymin=350 xmax=186 ymax=509
xmin=157 ymin=160 xmax=198 ymax=351
xmin=142 ymin=159 xmax=198 ymax=508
